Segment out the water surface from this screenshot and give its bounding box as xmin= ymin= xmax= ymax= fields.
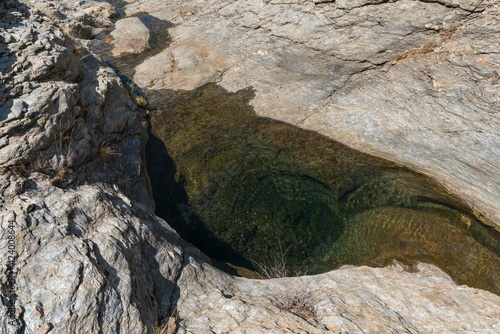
xmin=145 ymin=83 xmax=500 ymax=295
xmin=86 ymin=17 xmax=500 ymax=295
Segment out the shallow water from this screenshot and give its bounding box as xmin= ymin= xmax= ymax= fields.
xmin=146 ymin=83 xmax=500 ymax=295
xmin=87 ymin=17 xmax=500 ymax=295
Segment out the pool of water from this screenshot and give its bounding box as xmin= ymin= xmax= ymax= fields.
xmin=146 ymin=83 xmax=500 ymax=295
xmin=87 ymin=18 xmax=500 ymax=295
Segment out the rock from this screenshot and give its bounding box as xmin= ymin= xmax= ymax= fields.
xmin=28 ymin=0 xmax=114 ymax=39
xmin=0 ymin=2 xmax=176 ymax=333
xmin=83 ymin=2 xmax=117 ymax=20
xmin=1 ymin=99 xmax=26 ymax=122
xmin=134 ymin=39 xmax=230 ymax=90
xmin=0 ymin=0 xmax=151 ymax=206
xmin=175 ymin=261 xmax=500 ymax=333
xmin=34 ymin=323 xmax=52 ymax=334
xmin=130 ymin=0 xmax=500 ymax=228
xmin=110 ymin=17 xmax=151 ymax=57
xmin=3 ymin=182 xmax=185 ymax=334
xmin=1 ymin=0 xmax=500 ymax=333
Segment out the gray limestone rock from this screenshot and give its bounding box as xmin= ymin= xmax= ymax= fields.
xmin=24 ymin=0 xmax=115 ymax=39
xmin=0 ymin=180 xmax=184 ymax=334
xmin=0 ymin=3 xmax=165 ymax=332
xmin=175 ymin=261 xmax=500 ymax=333
xmin=1 ymin=0 xmax=500 ymax=333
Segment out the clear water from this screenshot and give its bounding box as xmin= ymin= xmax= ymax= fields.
xmin=89 ymin=19 xmax=500 ymax=296
xmin=146 ymin=83 xmax=500 ymax=295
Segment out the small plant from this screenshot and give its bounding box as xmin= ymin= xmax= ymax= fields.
xmin=29 ymin=156 xmax=52 ymax=175
xmin=169 ymin=52 xmax=175 ymax=73
xmin=253 ymin=239 xmax=317 ymax=320
xmin=99 ymin=142 xmax=117 ymax=160
xmin=491 ymin=71 xmax=500 ymax=85
xmin=397 ymin=38 xmax=438 ymax=60
xmin=273 ymin=281 xmax=316 ymax=320
xmin=123 ymin=82 xmax=149 ymax=108
xmin=397 ymin=22 xmax=462 ymax=62
xmin=420 ymin=39 xmax=438 ymax=53
xmin=252 ymin=239 xmax=292 ymax=279
xmin=9 ymin=163 xmax=28 ymax=177
xmin=441 ymin=22 xmax=459 ymax=40
xmin=53 ymin=119 xmax=77 ymax=180
xmin=135 ymin=96 xmax=148 ymax=108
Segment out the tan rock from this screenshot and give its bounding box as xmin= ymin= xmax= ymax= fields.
xmin=35 ymin=324 xmax=52 ymax=334
xmin=134 ymin=39 xmax=232 ymax=90
xmin=83 ymin=3 xmax=116 ymax=20
xmin=111 ymin=17 xmax=150 ymax=57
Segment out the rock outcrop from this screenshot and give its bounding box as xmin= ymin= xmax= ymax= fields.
xmin=175 ymin=262 xmax=500 ymax=333
xmin=1 ymin=0 xmax=500 ymax=333
xmin=27 ymin=0 xmax=116 ymax=39
xmin=0 ymin=1 xmax=171 ymax=333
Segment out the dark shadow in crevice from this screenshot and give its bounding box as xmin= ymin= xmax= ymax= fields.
xmin=146 ymin=122 xmax=256 ymax=271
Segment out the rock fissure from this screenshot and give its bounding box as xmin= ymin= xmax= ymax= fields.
xmin=339 ymin=313 xmax=369 ymax=334
xmin=417 ymin=0 xmax=485 ymax=12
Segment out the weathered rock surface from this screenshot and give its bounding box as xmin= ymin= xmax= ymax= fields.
xmin=0 ymin=1 xmax=169 ymax=333
xmin=134 ymin=39 xmax=231 ymax=90
xmin=111 ymin=17 xmax=150 ymax=57
xmin=1 ymin=0 xmax=500 ymax=333
xmin=23 ymin=0 xmax=115 ymax=39
xmin=132 ymin=0 xmax=500 ymax=227
xmin=0 ymin=0 xmax=150 ymax=206
xmin=1 ymin=181 xmax=185 ymax=334
xmin=176 ymin=262 xmax=500 ymax=333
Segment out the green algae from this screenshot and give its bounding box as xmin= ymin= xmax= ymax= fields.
xmin=146 ymin=83 xmax=500 ymax=295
